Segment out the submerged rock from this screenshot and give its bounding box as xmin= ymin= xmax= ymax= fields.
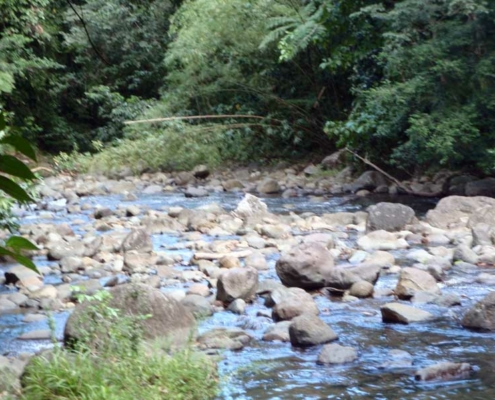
xmin=317 ymin=343 xmax=358 ymax=364
xmin=415 ymin=362 xmax=472 ymax=382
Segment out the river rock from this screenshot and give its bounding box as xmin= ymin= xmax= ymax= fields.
xmin=175 ymin=172 xmax=195 ymax=186
xmin=461 ymin=291 xmax=495 ymax=330
xmin=325 ymin=263 xmax=380 ymax=291
xmin=222 ymin=179 xmax=244 ymax=191
xmin=357 ymin=230 xmax=408 ymax=252
xmin=227 ymin=298 xmax=246 ymax=314
xmin=192 ymin=165 xmax=210 ymax=179
xmin=302 ymin=233 xmax=335 ymax=249
xmin=65 ymin=283 xmax=196 ymax=349
xmin=257 ymin=179 xmax=281 ymax=194
xmin=260 ymin=224 xmax=291 ymax=239
xmin=275 ymin=242 xmax=334 ymax=289
xmin=216 ymin=267 xmax=258 ymax=304
xmin=321 ymin=150 xmax=346 ymax=169
xmin=233 ymin=194 xmax=268 ymax=220
xmin=395 ymin=267 xmax=440 ymax=300
xmin=426 ymin=196 xmax=495 ymax=229
xmin=472 ymin=223 xmax=495 ymax=246
xmin=381 ymin=303 xmax=433 ymax=324
xmin=181 ymin=294 xmax=213 ymax=318
xmin=60 ymin=256 xmax=84 ymax=273
xmin=317 ymin=343 xmax=358 ymax=364
xmin=349 ymin=281 xmax=374 ymax=298
xmin=185 ymin=187 xmax=209 ymax=198
xmin=272 ymin=297 xmax=319 ymax=321
xmin=4 ymin=265 xmax=43 ymax=288
xmin=197 ymin=328 xmax=252 ymax=350
xmin=415 ymin=362 xmax=472 ymax=382
xmin=465 ymin=178 xmax=495 ymax=197
xmin=245 ymin=252 xmax=269 ymax=270
xmin=94 ymin=207 xmax=113 ymax=219
xmin=121 ymin=229 xmax=153 ymax=253
xmin=0 ymin=298 xmax=17 ymax=313
xmin=263 ymin=321 xmax=291 ymax=342
xmin=47 ymin=240 xmax=86 ymax=260
xmin=454 ymin=244 xmax=478 ymax=264
xmin=18 ymin=330 xmax=51 ymax=340
xmin=378 ymin=349 xmax=413 ymax=369
xmin=366 ymin=202 xmax=415 ymax=232
xmin=289 ymin=314 xmax=338 ymax=347
xmin=344 ymin=171 xmax=388 ymax=193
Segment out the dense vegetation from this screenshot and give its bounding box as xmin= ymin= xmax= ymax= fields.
xmin=1 ymin=0 xmax=494 ymax=174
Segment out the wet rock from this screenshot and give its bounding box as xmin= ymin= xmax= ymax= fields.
xmin=181 ymin=294 xmax=213 ymax=318
xmin=349 ymin=281 xmax=374 ymax=298
xmin=185 ymin=187 xmax=209 ymax=198
xmin=65 ymin=283 xmax=196 ymax=349
xmin=198 ymin=328 xmax=252 ymax=350
xmin=94 ymin=207 xmax=113 ymax=219
xmin=461 ymin=291 xmax=495 ymax=330
xmin=219 ymin=255 xmax=241 ymax=269
xmin=465 ymin=178 xmax=495 ymax=197
xmin=227 ymin=298 xmax=246 ymax=314
xmin=23 ymin=314 xmax=47 ymax=323
xmin=121 ymin=229 xmax=153 ymax=253
xmin=222 ymin=179 xmax=244 ymax=191
xmin=454 ymin=244 xmax=478 ymax=264
xmin=175 ymin=172 xmax=195 ymax=186
xmin=433 ymin=293 xmax=461 ymax=307
xmin=426 ymin=196 xmax=495 ymax=229
xmin=216 ymin=267 xmax=258 ymax=304
xmin=263 ymin=321 xmax=291 ymax=342
xmin=289 ymin=314 xmax=338 ymax=347
xmin=378 ymin=349 xmax=413 ymax=369
xmin=245 ymin=252 xmax=269 ymax=270
xmin=381 ymin=303 xmax=433 ymax=324
xmin=395 ymin=267 xmax=440 ymax=300
xmin=344 ymin=171 xmax=388 ymax=193
xmin=317 ymin=343 xmax=358 ymax=364
xmin=4 ymin=265 xmax=43 ymax=288
xmin=125 ymin=205 xmax=141 ymax=217
xmin=0 ymin=298 xmax=17 ymax=313
xmin=272 ymin=290 xmax=319 ymax=321
xmin=357 ymin=230 xmax=408 ymax=252
xmin=260 ymin=224 xmax=291 ymax=239
xmin=18 ymin=330 xmax=51 ymax=340
xmin=275 ymin=242 xmax=334 ymax=290
xmin=233 ymin=194 xmax=268 ymax=220
xmin=366 ymin=202 xmax=415 ymax=232
xmin=325 ymin=263 xmax=380 ymax=291
xmin=302 ymin=233 xmax=335 ymax=249
xmin=47 ymin=240 xmax=86 ymax=260
xmin=186 ymin=284 xmax=210 ymax=297
xmin=60 ymin=256 xmax=83 ymax=273
xmin=257 ymin=178 xmax=281 ymax=194
xmin=415 ymin=362 xmax=472 ymax=382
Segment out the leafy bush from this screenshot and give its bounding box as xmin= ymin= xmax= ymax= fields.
xmin=21 ymin=290 xmax=218 ymax=400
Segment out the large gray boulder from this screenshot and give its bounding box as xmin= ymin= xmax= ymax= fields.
xmin=216 ymin=267 xmax=258 ymax=304
xmin=395 ymin=267 xmax=440 ymax=300
xmin=64 ymin=283 xmax=196 ymax=349
xmin=461 ymin=292 xmax=495 ymax=330
xmin=426 ymin=196 xmax=495 ymax=229
xmin=233 ymin=194 xmax=269 ymax=220
xmin=317 ymin=343 xmax=358 ymax=364
xmin=366 ymin=202 xmax=415 ymax=232
xmin=275 ymin=242 xmax=334 ymax=289
xmin=465 ymin=178 xmax=495 ymax=197
xmin=289 ymin=314 xmax=338 ymax=347
xmin=47 ymin=240 xmax=85 ymax=260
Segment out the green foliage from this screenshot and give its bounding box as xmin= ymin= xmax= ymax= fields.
xmin=327 ymin=0 xmax=495 ymax=173
xmin=21 ymin=290 xmax=218 ymax=400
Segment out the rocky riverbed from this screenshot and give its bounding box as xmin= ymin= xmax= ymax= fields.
xmin=1 ymin=166 xmax=495 ymax=399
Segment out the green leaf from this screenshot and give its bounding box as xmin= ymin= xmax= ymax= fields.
xmin=0 ymin=155 xmax=36 ymax=180
xmin=0 ymin=135 xmax=37 ymax=161
xmin=0 ymin=175 xmax=33 ymax=203
xmin=0 ymin=245 xmax=38 ymax=273
xmin=5 ymin=236 xmax=39 ymax=251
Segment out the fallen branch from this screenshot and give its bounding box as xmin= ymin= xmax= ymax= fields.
xmin=192 ymin=250 xmax=252 ymax=261
xmin=345 ymin=148 xmax=443 ymax=198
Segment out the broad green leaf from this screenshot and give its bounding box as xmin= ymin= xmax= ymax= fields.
xmin=0 ymin=175 xmax=33 ymax=203
xmin=5 ymin=236 xmax=39 ymax=251
xmin=0 ymin=135 xmax=37 ymax=161
xmin=0 ymin=245 xmax=38 ymax=273
xmin=0 ymin=155 xmax=36 ymax=180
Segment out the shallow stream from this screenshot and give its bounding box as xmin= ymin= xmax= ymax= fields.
xmin=2 ymin=191 xmax=495 ymax=399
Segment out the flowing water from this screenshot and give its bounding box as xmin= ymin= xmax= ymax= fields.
xmin=2 ymin=191 xmax=495 ymax=399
